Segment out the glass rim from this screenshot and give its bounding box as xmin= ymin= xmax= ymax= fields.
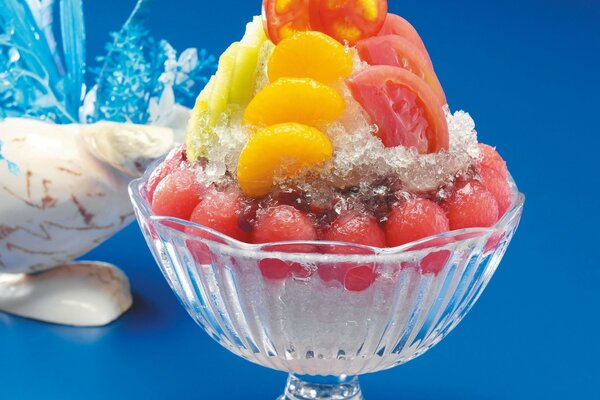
xmin=129 ymin=158 xmax=525 ymax=263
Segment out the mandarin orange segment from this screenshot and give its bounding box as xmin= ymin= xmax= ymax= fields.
xmin=237 ymin=123 xmax=333 ymax=197
xmin=268 ymin=31 xmax=354 ymax=84
xmin=243 ymin=77 xmax=345 ymax=127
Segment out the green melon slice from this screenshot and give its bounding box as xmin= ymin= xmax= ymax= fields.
xmin=186 ymin=43 xmax=239 ymax=160
xmin=229 ymin=16 xmax=269 ymax=106
xmin=185 ymin=16 xmax=274 ymax=162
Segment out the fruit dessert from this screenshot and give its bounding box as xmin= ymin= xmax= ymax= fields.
xmin=147 ymin=0 xmax=515 ymax=290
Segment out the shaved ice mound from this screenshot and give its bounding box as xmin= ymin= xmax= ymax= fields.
xmin=150 ymin=12 xmax=516 ymax=250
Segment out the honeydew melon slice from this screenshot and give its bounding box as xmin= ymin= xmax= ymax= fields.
xmin=185 ymin=17 xmax=273 ymax=161
xmin=186 ymin=43 xmax=239 ymax=160
xmin=230 ymin=16 xmax=269 ymax=106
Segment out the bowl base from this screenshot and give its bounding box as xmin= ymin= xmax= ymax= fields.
xmin=278 ymin=374 xmax=363 ymax=400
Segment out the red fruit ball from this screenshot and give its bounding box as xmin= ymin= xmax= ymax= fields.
xmin=478 ymin=144 xmax=508 ymax=178
xmin=479 ymin=166 xmax=512 ymax=217
xmin=318 ymin=211 xmax=382 ymax=288
xmin=253 ymin=206 xmax=317 ymax=281
xmin=146 ymin=145 xmax=187 ymax=202
xmin=385 ymin=198 xmax=450 ymax=247
xmin=189 ymin=187 xmax=250 ymax=242
xmin=258 ymin=258 xmax=312 ymax=281
xmin=151 ymin=169 xmax=205 ymax=220
xmin=443 ymin=180 xmax=499 ymax=230
xmin=252 ymin=205 xmax=317 ymax=244
xmin=259 ymin=258 xmax=293 ymax=281
xmin=420 ymin=250 xmax=451 ymax=275
xmin=322 ymin=210 xmax=386 ymax=248
xmin=344 ymin=265 xmax=377 ymax=292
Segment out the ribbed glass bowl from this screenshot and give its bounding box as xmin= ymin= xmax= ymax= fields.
xmin=129 ymin=165 xmax=524 ymax=400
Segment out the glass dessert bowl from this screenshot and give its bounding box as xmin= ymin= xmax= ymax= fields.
xmin=130 ymin=0 xmax=525 ymax=397
xmin=130 ymin=166 xmax=523 ymax=399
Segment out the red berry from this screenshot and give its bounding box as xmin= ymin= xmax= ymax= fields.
xmin=385 ymin=198 xmax=450 ymax=247
xmin=478 ymin=144 xmax=508 ymax=178
xmin=443 ymin=180 xmax=499 ymax=230
xmin=147 ymin=145 xmax=187 ymax=202
xmin=322 ymin=210 xmax=386 ymax=248
xmin=152 ymin=169 xmax=205 ymax=220
xmin=252 ymin=205 xmax=317 ymax=244
xmin=189 ymin=187 xmax=250 ymax=242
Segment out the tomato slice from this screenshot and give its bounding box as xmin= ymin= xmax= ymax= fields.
xmin=346 ymin=65 xmax=449 ymax=153
xmin=377 ymin=13 xmax=432 ymax=67
xmin=262 ymin=0 xmax=312 ymax=44
xmin=356 ymin=35 xmax=447 ymax=105
xmin=314 ymin=0 xmax=388 ymax=44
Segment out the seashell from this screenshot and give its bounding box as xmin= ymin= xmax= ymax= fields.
xmin=0 ymin=118 xmax=175 ymax=326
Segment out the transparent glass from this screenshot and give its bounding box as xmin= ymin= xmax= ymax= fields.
xmin=129 ymin=164 xmax=524 ymax=399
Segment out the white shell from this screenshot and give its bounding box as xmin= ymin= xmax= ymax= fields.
xmin=0 ymin=262 xmax=132 ymax=327
xmin=0 ymin=118 xmax=174 ymax=325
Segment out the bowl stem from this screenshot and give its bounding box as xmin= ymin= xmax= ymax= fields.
xmin=278 ymin=374 xmax=363 ymax=400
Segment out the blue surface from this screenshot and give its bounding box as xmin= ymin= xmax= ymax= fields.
xmin=2 ymin=0 xmax=599 ymax=399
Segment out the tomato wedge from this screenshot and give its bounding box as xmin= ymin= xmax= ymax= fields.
xmin=262 ymin=0 xmax=313 ymax=44
xmin=346 ymin=65 xmax=449 ymax=153
xmin=314 ymin=0 xmax=388 ymax=44
xmin=356 ymin=35 xmax=447 ymax=105
xmin=378 ymin=13 xmax=432 ymax=67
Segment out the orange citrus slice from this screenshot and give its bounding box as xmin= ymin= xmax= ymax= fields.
xmin=237 ymin=123 xmax=333 ymax=197
xmin=268 ymin=31 xmax=353 ymax=84
xmin=243 ymin=77 xmax=345 ymax=127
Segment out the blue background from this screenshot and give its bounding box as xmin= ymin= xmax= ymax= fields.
xmin=2 ymin=0 xmax=599 ymax=399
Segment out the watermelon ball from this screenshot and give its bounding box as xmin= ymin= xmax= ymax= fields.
xmin=344 ymin=265 xmax=377 ymax=292
xmin=146 ymin=145 xmax=187 ymax=203
xmin=443 ymin=180 xmax=499 ymax=230
xmin=317 ymin=259 xmax=377 ymax=292
xmin=253 ymin=205 xmax=318 ymax=244
xmin=420 ymin=250 xmax=452 ymax=275
xmin=319 ymin=210 xmax=384 ymax=291
xmin=151 ymin=168 xmax=205 ymax=220
xmin=479 ymin=166 xmax=512 ymax=217
xmin=186 ymin=241 xmax=213 ymax=266
xmin=322 ymin=210 xmax=386 ymax=248
xmin=478 ymin=144 xmax=508 ymax=178
xmin=385 ymin=198 xmax=450 ymax=247
xmin=189 ymin=186 xmax=251 ymax=243
xmin=253 ymin=205 xmax=318 ymax=281
xmin=477 ymin=144 xmax=511 ymax=216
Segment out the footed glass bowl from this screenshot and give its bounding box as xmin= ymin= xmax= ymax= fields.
xmin=129 ymin=166 xmax=524 ymax=400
